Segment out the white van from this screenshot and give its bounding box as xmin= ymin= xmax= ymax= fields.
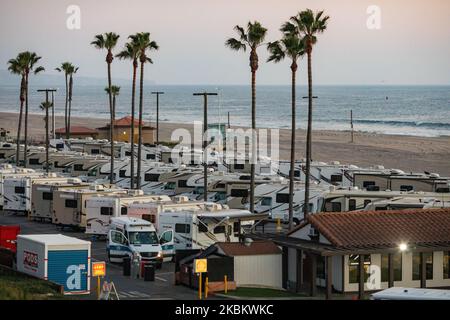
xmin=107 ymin=217 xmax=172 ymax=268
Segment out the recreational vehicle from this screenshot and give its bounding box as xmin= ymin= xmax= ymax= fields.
xmin=0 ymin=168 xmax=41 ymax=209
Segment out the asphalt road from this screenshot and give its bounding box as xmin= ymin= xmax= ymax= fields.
xmin=0 ymin=211 xmax=203 ymax=300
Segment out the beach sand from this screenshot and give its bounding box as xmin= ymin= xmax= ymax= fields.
xmin=1 ymin=111 xmax=449 ymax=175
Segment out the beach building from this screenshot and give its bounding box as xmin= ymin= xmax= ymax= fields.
xmin=249 ymin=208 xmax=450 ymax=299
xmin=55 ymin=126 xmax=99 ymax=139
xmin=96 ymin=116 xmax=155 ymax=144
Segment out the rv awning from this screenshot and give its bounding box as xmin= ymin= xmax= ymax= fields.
xmin=197 ymin=210 xmax=268 ymax=221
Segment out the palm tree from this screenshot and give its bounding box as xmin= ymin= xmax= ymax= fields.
xmin=91 ymin=32 xmax=120 ymax=184
xmin=7 ymin=54 xmax=27 ymax=166
xmin=226 ymin=21 xmax=267 ymax=213
xmin=105 ymin=85 xmax=120 ymax=169
xmin=55 ymin=62 xmax=72 ymax=137
xmin=116 ymin=39 xmax=140 ymax=189
xmin=130 ymin=32 xmax=158 ymax=189
xmin=267 ymin=32 xmax=305 ymax=230
xmin=283 ymin=9 xmax=329 ymax=219
xmin=21 ymin=52 xmax=45 ymax=167
xmin=67 ymin=64 xmax=79 ymax=139
xmin=39 ymin=101 xmax=53 ymax=173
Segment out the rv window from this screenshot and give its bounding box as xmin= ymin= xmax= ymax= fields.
xmin=289 ymin=170 xmax=300 ymax=178
xmin=363 ymin=181 xmax=375 ymax=187
xmin=216 ymin=183 xmax=226 ymax=189
xmin=230 ymin=189 xmax=248 ymax=198
xmin=74 ymin=164 xmax=84 ymax=171
xmin=88 ymin=169 xmax=97 ymax=177
xmin=144 ymin=173 xmax=160 ymax=182
xmin=101 ymin=207 xmax=113 ymax=216
xmin=91 ymin=149 xmax=100 ymax=154
xmin=213 ymin=225 xmax=225 ymax=234
xmin=276 ymin=193 xmax=290 ymax=204
xmin=331 ymin=175 xmax=343 ymax=183
xmin=198 ymin=223 xmax=208 ymax=233
xmin=214 ymin=192 xmax=227 ymax=201
xmin=65 ymin=199 xmax=77 ymax=208
xmin=160 ymin=230 xmax=173 ymax=244
xmin=56 ymin=143 xmax=64 ymax=149
xmin=175 ymin=223 xmax=190 ymax=234
xmin=436 ymin=187 xmax=450 ymax=193
xmin=234 ymin=163 xmax=245 ymax=170
xmin=168 ymin=158 xmax=173 ymax=164
xmin=194 ymin=187 xmax=204 ymax=195
xmin=349 ymin=199 xmax=356 ymax=211
xmin=178 ymin=180 xmax=188 ymax=188
xmin=381 ymin=253 xmax=402 ymax=282
xmin=366 ymin=185 xmax=380 ymax=191
xmin=413 ymin=252 xmax=433 ymax=280
xmin=349 ymin=254 xmax=371 ymax=284
xmin=119 ymin=170 xmax=127 ymax=178
xmin=364 ymin=200 xmax=372 ymax=207
xmin=125 ymin=151 xmax=132 ymax=156
xmin=146 ymin=154 xmax=156 ymax=160
xmin=331 ymin=202 xmax=341 ymax=212
xmin=164 ymin=182 xmax=176 ymax=190
xmin=444 ymin=252 xmax=450 ymax=279
xmin=233 ymin=222 xmax=240 ymax=234
xmin=400 ymin=185 xmax=414 ymax=192
xmin=42 ymin=192 xmax=53 ymax=201
xmin=239 ymin=175 xmax=251 ymax=181
xmin=14 ymin=186 xmax=25 ymax=194
xmin=29 ymin=158 xmax=39 ymax=165
xmin=0 ymin=153 xmax=5 ymax=159
xmin=120 ymin=207 xmax=127 ymax=215
xmin=261 ymin=197 xmax=272 ymax=206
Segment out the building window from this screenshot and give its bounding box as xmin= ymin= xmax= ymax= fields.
xmin=317 ymin=256 xmax=326 ymax=279
xmin=444 ymin=252 xmax=450 ymax=279
xmin=412 ymin=252 xmax=433 ymax=280
xmin=175 ymin=223 xmax=190 ymax=234
xmin=65 ymin=199 xmax=77 ymax=208
xmin=42 ymin=192 xmax=53 ymax=201
xmin=14 ymin=186 xmax=25 ymax=194
xmin=348 ymin=254 xmax=371 ymax=284
xmin=381 ymin=254 xmax=402 ymax=282
xmin=100 ymin=207 xmax=113 ymax=216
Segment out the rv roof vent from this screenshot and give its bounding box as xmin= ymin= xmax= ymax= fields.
xmin=429 ymin=173 xmax=440 ymax=178
xmin=244 ymin=238 xmax=253 ymax=247
xmin=180 ymin=164 xmax=186 ymax=170
xmin=331 ymin=161 xmax=340 ymax=165
xmin=89 ymin=184 xmax=104 ymax=191
xmin=173 ymin=196 xmax=189 ymax=204
xmin=207 ymin=168 xmax=215 ymax=173
xmin=205 ymin=203 xmax=220 ymax=211
xmin=47 ymin=172 xmax=58 ymax=178
xmin=329 ymin=185 xmax=336 ymax=192
xmin=374 ymin=165 xmax=385 ymax=170
xmin=127 ymin=189 xmax=144 ymax=196
xmin=68 ymin=178 xmax=82 ymax=184
xmin=391 ymin=169 xmax=405 ymax=175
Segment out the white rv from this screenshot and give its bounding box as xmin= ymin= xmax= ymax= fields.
xmin=0 ymin=167 xmax=41 ymax=209
xmin=107 ymin=217 xmax=165 ymax=267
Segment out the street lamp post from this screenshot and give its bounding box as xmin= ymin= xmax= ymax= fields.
xmin=151 ymin=92 xmax=164 ymax=145
xmin=193 ymin=92 xmax=218 ymax=202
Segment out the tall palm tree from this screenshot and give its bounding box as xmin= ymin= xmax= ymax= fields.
xmin=39 ymin=101 xmax=53 ymax=173
xmin=21 ymin=52 xmax=45 ymax=167
xmin=55 ymin=62 xmax=72 ymax=137
xmin=226 ymin=21 xmax=267 ymax=213
xmin=67 ymin=64 xmax=79 ymax=139
xmin=91 ymin=32 xmax=120 ymax=184
xmin=7 ymin=54 xmax=27 ymax=166
xmin=130 ymin=32 xmax=158 ymax=189
xmin=116 ymin=39 xmax=140 ymax=189
xmin=105 ymin=85 xmax=120 ymax=168
xmin=283 ymin=9 xmax=329 ymax=219
xmin=267 ymin=32 xmax=305 ymax=230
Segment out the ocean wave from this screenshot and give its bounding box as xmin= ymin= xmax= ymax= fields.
xmin=324 ymin=118 xmax=450 ymax=129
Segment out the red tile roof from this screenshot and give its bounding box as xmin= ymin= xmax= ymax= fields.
xmin=304 ymin=208 xmax=450 ymax=249
xmin=55 ymin=126 xmax=98 ymax=134
xmin=216 ymin=241 xmax=281 ymax=256
xmin=113 ymin=116 xmax=142 ymax=127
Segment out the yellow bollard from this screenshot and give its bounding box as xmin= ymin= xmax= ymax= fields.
xmin=276 ymin=218 xmax=282 ymax=233
xmin=198 ymin=273 xmax=202 ymax=300
xmin=224 ymin=275 xmax=228 ymax=294
xmin=205 ymin=277 xmax=208 ymax=299
xmin=97 ymin=276 xmax=101 ymax=299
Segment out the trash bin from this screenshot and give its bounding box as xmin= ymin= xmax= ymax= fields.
xmin=123 ymin=257 xmax=131 ymax=276
xmin=144 ymin=264 xmax=155 ymax=282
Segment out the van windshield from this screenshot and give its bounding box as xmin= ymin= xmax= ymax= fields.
xmin=128 ymin=231 xmax=159 ymax=245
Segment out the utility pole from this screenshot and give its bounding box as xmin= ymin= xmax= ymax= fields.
xmin=350 ymin=110 xmax=354 ymax=143
xmin=51 ymin=91 xmax=56 ymax=140
xmin=193 ymin=92 xmax=218 ymax=202
xmin=37 ymin=89 xmax=57 ymax=174
xmin=151 ymin=92 xmax=164 ymax=145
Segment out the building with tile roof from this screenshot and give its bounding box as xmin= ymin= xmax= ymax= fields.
xmin=96 ymin=116 xmax=155 ymax=144
xmin=55 ymin=126 xmax=99 ymax=139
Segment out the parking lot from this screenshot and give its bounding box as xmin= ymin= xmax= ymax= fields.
xmin=0 ymin=211 xmax=203 ymax=300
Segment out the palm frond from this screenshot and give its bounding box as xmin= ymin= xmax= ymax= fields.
xmin=225 ymin=38 xmax=246 ymax=51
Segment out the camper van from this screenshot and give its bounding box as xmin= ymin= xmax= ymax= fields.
xmin=363 ymin=197 xmax=450 ymax=211
xmin=30 ymin=178 xmax=88 ymax=221
xmin=52 ymin=185 xmax=126 ymax=229
xmin=3 ymin=174 xmax=75 ymax=213
xmin=107 ymin=217 xmax=164 ymax=267
xmin=85 ymin=192 xmax=171 ymax=236
xmin=158 ymin=206 xmax=267 ymax=251
xmin=0 ymin=167 xmax=41 ymax=209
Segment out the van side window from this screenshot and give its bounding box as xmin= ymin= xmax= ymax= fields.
xmin=65 ymin=199 xmax=77 ymax=208
xmin=175 ymin=224 xmax=190 ymax=234
xmin=101 ymin=207 xmax=113 ymax=216
xmin=15 ymin=186 xmax=25 ymax=194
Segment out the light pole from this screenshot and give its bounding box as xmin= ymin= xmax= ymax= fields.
xmin=193 ymin=92 xmax=218 ymax=202
xmin=37 ymin=89 xmax=57 ymax=173
xmin=151 ymin=91 xmax=164 ymax=145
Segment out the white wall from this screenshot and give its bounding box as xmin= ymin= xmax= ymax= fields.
xmin=234 ymin=254 xmax=283 ymax=289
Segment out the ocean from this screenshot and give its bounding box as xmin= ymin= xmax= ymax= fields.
xmin=0 ymin=84 xmax=449 ymax=137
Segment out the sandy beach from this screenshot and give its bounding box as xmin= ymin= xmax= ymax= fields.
xmin=1 ymin=111 xmax=449 ymax=175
